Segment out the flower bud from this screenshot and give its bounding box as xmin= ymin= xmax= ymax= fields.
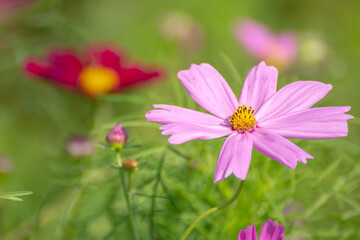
xmin=66 ymin=136 xmax=95 ymax=158
xmin=106 ymin=124 xmax=128 ymax=150
xmin=122 ymin=159 xmax=138 ymax=172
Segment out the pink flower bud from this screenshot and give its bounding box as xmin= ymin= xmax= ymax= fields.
xmin=122 ymin=159 xmax=138 ymax=172
xmin=106 ymin=124 xmax=128 ymax=149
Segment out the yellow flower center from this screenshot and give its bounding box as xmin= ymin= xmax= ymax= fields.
xmin=229 ymin=104 xmax=257 ymax=131
xmin=79 ymin=66 xmax=118 ymax=95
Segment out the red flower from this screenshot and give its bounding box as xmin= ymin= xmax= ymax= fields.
xmin=24 ymin=45 xmax=162 ymax=96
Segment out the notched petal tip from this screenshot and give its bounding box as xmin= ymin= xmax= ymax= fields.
xmin=159 ymin=125 xmax=167 ymax=131
xmin=213 ymin=171 xmax=226 ymax=183
xmin=260 ymin=219 xmax=285 ymax=240
xmin=177 ymin=64 xmax=198 ymax=79
xmin=214 ymin=133 xmax=253 ymax=183
xmin=257 ymin=60 xmax=278 ymax=72
xmin=199 ymin=63 xmax=212 ymax=68
xmin=152 ymin=104 xmax=164 ymax=109
xmin=344 ymin=106 xmax=351 ymax=112
xmin=144 ymin=111 xmax=152 ymax=120
xmin=342 ymin=106 xmax=353 ymax=119
xmin=176 ymin=69 xmax=187 ymax=79
xmin=233 ymin=171 xmax=248 ymax=181
xmin=238 ymin=224 xmax=257 ymax=240
xmin=168 ymin=137 xmax=184 ymax=145
xmin=258 ymin=61 xmax=266 ymax=67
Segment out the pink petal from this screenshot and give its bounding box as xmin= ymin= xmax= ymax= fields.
xmin=24 ymin=59 xmax=52 ymax=79
xmin=146 ymin=105 xmax=232 ymax=145
xmin=214 ymin=133 xmax=253 ymax=182
xmin=85 ymin=45 xmax=124 ymax=68
xmin=259 ymin=219 xmax=285 ymax=240
xmin=251 ymin=129 xmax=313 ymax=168
xmin=256 ymin=81 xmax=333 ymax=122
xmin=48 ymin=50 xmax=83 ymax=87
xmin=234 ymin=19 xmax=273 ymax=59
xmin=238 ymin=61 xmax=278 ymax=112
xmin=159 ymin=123 xmax=232 ymax=145
xmin=238 ymin=224 xmax=257 ymax=240
xmin=95 ymin=48 xmax=121 ymax=69
xmin=260 ymin=106 xmax=353 ymax=139
xmin=276 ymin=32 xmax=297 ymax=63
xmin=177 ymin=63 xmax=238 ymax=119
xmin=145 ymin=104 xmax=226 ymax=125
xmin=117 ymin=67 xmax=161 ymax=89
xmin=23 ymin=50 xmax=83 ymax=88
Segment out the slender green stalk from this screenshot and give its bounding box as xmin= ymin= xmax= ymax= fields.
xmin=116 ymin=150 xmax=122 ymax=167
xmin=53 ymin=166 xmax=97 ymax=240
xmin=150 ymin=153 xmax=165 ymax=239
xmin=180 ymin=181 xmax=245 ymax=240
xmin=54 ymin=186 xmax=82 ymax=240
xmin=116 ymin=152 xmax=139 ymax=240
xmin=128 ymin=173 xmax=132 ymax=193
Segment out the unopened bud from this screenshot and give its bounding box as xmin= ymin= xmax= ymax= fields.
xmin=122 ymin=159 xmax=138 ymax=172
xmin=106 ymin=124 xmax=128 ymax=150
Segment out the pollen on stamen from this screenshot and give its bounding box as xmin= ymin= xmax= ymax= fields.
xmin=229 ymin=104 xmax=257 ymax=132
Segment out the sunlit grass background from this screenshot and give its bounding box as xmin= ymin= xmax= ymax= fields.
xmin=0 ymin=0 xmax=360 ymax=239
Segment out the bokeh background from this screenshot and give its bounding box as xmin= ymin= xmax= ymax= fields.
xmin=0 ymin=0 xmax=359 ymax=239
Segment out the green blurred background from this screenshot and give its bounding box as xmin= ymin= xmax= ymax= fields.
xmin=0 ymin=0 xmax=359 ymax=239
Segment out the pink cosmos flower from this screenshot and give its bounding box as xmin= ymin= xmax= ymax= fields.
xmin=239 ymin=219 xmax=284 ymax=240
xmin=234 ymin=19 xmax=297 ymax=68
xmin=145 ymin=62 xmax=352 ymax=182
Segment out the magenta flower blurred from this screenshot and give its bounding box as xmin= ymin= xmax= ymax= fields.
xmin=0 ymin=0 xmax=34 ymax=22
xmin=234 ymin=19 xmax=297 ymax=68
xmin=239 ymin=219 xmax=284 ymax=240
xmin=146 ymin=62 xmax=352 ymax=182
xmin=23 ymin=44 xmax=162 ymax=96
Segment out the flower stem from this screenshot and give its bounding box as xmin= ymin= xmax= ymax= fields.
xmin=116 ymin=151 xmax=122 ymax=167
xmin=128 ymin=172 xmax=132 ymax=193
xmin=54 ymin=186 xmax=82 ymax=240
xmin=116 ymin=152 xmax=139 ymax=240
xmin=180 ymin=180 xmax=245 ymax=240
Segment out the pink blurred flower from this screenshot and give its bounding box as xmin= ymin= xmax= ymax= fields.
xmin=0 ymin=155 xmax=14 ymax=174
xmin=23 ymin=44 xmax=163 ymax=96
xmin=146 ymin=62 xmax=352 ymax=182
xmin=159 ymin=11 xmax=204 ymax=52
xmin=239 ymin=219 xmax=284 ymax=240
xmin=234 ymin=19 xmax=297 ymax=68
xmin=0 ymin=0 xmax=34 ymax=22
xmin=66 ymin=136 xmax=95 ymax=158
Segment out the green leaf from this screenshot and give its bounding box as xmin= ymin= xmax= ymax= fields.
xmin=92 ymin=121 xmax=158 ymax=134
xmin=219 ymin=52 xmax=243 ymax=85
xmin=0 ymin=191 xmax=33 ymax=201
